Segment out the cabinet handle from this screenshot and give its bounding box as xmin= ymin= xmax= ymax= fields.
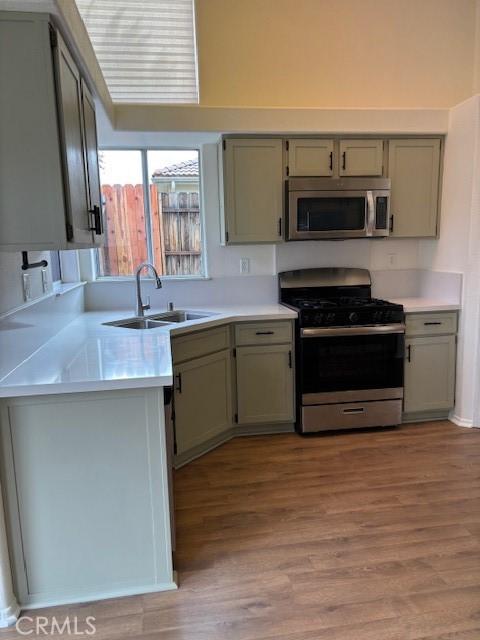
xmin=278 ymin=217 xmax=282 ymax=237
xmin=288 ymin=350 xmax=292 ymax=368
xmin=389 ymin=215 xmax=394 ymax=233
xmin=329 ymin=151 xmax=333 ymax=171
xmin=407 ymin=344 xmax=411 ymax=362
xmin=256 ymin=331 xmax=274 ymax=335
xmin=343 ymin=407 xmax=364 ymax=414
xmin=89 ymin=205 xmax=103 ymax=235
xmin=342 ymin=152 xmax=346 ymax=171
xmin=175 ymin=373 xmax=182 ymax=393
xmin=424 ymin=321 xmax=442 ymax=326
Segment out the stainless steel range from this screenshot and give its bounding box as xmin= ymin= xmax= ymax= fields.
xmin=279 ymin=268 xmax=405 ymax=433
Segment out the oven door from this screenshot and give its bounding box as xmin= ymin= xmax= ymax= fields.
xmin=288 ymin=190 xmax=368 ymax=240
xmin=300 ymin=325 xmax=405 ymax=405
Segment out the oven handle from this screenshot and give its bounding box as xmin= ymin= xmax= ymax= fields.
xmin=301 ymin=323 xmax=406 ymax=338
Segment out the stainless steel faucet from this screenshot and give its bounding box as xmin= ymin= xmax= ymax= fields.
xmin=135 ymin=262 xmax=162 ymax=317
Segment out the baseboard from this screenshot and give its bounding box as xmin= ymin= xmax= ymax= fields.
xmin=18 ymin=578 xmax=178 ymax=610
xmin=449 ymin=413 xmax=475 ymax=428
xmin=174 ymin=423 xmax=295 ymax=468
xmin=234 ymin=422 xmax=294 ymax=436
xmin=402 ymin=410 xmax=450 ymax=423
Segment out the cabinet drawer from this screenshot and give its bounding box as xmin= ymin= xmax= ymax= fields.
xmin=302 ymin=400 xmax=402 ymax=432
xmin=172 ymin=325 xmax=230 ymax=364
xmin=235 ymin=321 xmax=293 ymax=345
xmin=406 ymin=312 xmax=457 ymax=337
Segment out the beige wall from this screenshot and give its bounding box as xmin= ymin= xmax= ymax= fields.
xmin=196 ymin=0 xmax=477 ymax=109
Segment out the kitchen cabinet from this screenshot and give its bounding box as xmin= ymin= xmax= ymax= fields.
xmin=236 ymin=344 xmax=294 ymax=424
xmin=287 ymin=139 xmax=334 ymax=176
xmin=339 ymin=139 xmax=383 ymax=176
xmin=0 ymin=12 xmax=103 ymax=251
xmin=403 ymin=311 xmax=457 ymax=417
xmin=0 ymin=388 xmax=175 ymax=608
xmin=221 ymin=138 xmax=284 ymax=243
xmin=388 ymin=139 xmax=441 ymax=237
xmin=234 ymin=321 xmax=295 ymax=425
xmin=173 ymin=348 xmax=232 ymax=456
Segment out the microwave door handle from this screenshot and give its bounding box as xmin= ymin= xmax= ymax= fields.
xmin=366 ymin=191 xmax=375 ymax=237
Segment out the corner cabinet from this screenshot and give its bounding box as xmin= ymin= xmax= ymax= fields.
xmin=220 ymin=138 xmax=284 ymax=244
xmin=0 ymin=12 xmax=103 ymax=251
xmin=403 ymin=311 xmax=457 ymax=420
xmin=388 ymin=139 xmax=441 ymax=238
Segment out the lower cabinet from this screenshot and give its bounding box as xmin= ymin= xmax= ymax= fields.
xmin=404 ymin=335 xmax=456 ymax=413
xmin=236 ymin=344 xmax=294 ymax=424
xmin=174 ymin=349 xmax=232 ymax=455
xmin=403 ymin=311 xmax=457 ymax=417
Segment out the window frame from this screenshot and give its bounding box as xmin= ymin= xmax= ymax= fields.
xmin=95 ymin=146 xmax=207 ymax=281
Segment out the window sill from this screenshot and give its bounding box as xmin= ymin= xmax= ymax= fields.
xmin=93 ymin=276 xmax=211 ymax=283
xmin=52 ymin=281 xmax=87 ymax=296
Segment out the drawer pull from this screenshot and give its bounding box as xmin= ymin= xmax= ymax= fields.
xmin=407 ymin=344 xmax=411 ymax=362
xmin=424 ymin=321 xmax=442 ymax=326
xmin=255 ymin=331 xmax=275 ymax=335
xmin=342 ymin=407 xmax=365 ymax=414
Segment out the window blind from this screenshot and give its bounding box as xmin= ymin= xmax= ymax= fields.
xmin=75 ymin=0 xmax=199 ymax=104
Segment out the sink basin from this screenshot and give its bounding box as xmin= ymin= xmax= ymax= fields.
xmin=103 ymin=317 xmax=171 ymax=330
xmin=147 ymin=310 xmax=213 ymax=323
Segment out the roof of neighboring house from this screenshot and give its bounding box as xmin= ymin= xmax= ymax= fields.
xmin=152 ymin=158 xmax=198 ymax=178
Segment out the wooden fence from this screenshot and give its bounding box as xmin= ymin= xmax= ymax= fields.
xmin=99 ymin=184 xmax=201 ymax=276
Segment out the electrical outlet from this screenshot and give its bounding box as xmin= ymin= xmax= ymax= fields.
xmin=22 ymin=273 xmax=31 ymax=301
xmin=387 ymin=253 xmax=397 ymax=268
xmin=240 ymin=257 xmax=250 ymax=274
xmin=41 ymin=268 xmax=50 ymax=293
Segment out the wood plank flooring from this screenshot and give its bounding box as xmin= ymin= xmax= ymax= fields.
xmin=4 ymin=421 xmax=480 ymax=639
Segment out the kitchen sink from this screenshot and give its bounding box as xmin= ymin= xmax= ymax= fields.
xmin=147 ymin=310 xmax=213 ymax=323
xmin=102 ymin=317 xmax=171 ymax=330
xmin=102 ymin=310 xmax=215 ymax=330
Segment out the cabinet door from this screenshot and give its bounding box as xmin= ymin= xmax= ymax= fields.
xmin=339 ymin=140 xmax=383 ymax=176
xmin=288 ymin=139 xmax=334 ymax=176
xmin=223 ymin=139 xmax=283 ymax=243
xmin=81 ymin=79 xmax=103 ymax=246
xmin=404 ymin=335 xmax=456 ymax=413
xmin=174 ymin=349 xmax=232 ymax=455
xmin=388 ymin=139 xmax=441 ymax=237
xmin=53 ymin=31 xmax=92 ymax=245
xmin=236 ymin=345 xmax=294 ymax=424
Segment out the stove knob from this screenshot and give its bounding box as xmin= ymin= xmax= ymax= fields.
xmin=348 ymin=312 xmax=358 ymax=324
xmin=326 ymin=313 xmax=335 ymax=324
xmin=315 ymin=313 xmax=324 ymax=325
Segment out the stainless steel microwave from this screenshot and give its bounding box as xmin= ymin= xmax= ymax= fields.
xmin=287 ymin=177 xmax=391 ymax=240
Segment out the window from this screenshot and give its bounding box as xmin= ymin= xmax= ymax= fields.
xmin=97 ymin=149 xmax=203 ymax=278
xmin=76 ymin=0 xmax=199 ymax=104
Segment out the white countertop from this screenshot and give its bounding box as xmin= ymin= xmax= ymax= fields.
xmin=390 ymin=298 xmax=461 ymax=313
xmin=0 ymin=305 xmax=297 ymax=398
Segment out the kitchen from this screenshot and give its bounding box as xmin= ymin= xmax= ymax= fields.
xmin=0 ymin=1 xmax=479 ymax=638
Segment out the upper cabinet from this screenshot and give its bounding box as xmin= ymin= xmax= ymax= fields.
xmin=221 ymin=139 xmax=284 ymax=244
xmin=287 ymin=139 xmax=334 ymax=176
xmin=0 ymin=12 xmax=103 ymax=251
xmin=339 ymin=139 xmax=383 ymax=176
xmin=388 ymin=139 xmax=441 ymax=238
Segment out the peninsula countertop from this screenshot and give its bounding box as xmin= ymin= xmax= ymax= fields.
xmin=0 ymin=305 xmax=297 ymax=398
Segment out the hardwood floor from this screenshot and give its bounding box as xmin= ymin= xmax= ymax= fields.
xmin=4 ymin=421 xmax=480 ymax=639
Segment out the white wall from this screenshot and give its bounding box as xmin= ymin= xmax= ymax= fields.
xmin=0 ymin=251 xmax=55 ymax=316
xmin=420 ymin=95 xmax=480 ymax=426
